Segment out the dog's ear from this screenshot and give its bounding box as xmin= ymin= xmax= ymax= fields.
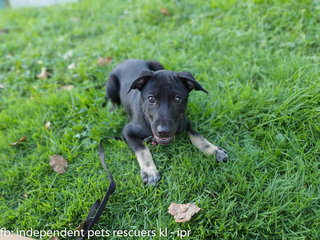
xmin=127 ymin=71 xmax=154 ymax=93
xmin=175 ymin=72 xmax=208 ymax=93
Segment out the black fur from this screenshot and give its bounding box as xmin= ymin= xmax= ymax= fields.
xmin=106 ymin=59 xmax=209 ymax=185
xmin=106 ymin=59 xmax=207 ymax=146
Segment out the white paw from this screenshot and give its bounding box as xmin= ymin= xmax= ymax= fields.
xmin=141 ymin=168 xmax=160 ymax=186
xmin=215 ymin=147 xmax=228 ymax=162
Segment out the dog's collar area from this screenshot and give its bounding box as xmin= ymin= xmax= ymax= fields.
xmin=143 ymin=136 xmax=158 ymax=146
xmin=143 ymin=136 xmax=154 ymax=143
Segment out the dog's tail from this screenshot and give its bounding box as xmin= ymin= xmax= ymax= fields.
xmin=146 ymin=60 xmax=165 ymax=71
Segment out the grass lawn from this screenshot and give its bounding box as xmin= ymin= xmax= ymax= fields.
xmin=1 ymin=0 xmax=320 ymax=239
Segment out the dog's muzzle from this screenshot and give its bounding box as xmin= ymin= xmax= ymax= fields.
xmin=154 ymin=135 xmax=174 ymax=145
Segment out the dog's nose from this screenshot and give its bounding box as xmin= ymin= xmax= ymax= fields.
xmin=157 ymin=125 xmax=170 ymax=137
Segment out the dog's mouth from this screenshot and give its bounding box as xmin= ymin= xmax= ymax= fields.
xmin=154 ymin=136 xmax=174 ymax=145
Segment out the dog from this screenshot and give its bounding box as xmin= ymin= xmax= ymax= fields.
xmin=106 ymin=59 xmax=227 ymax=185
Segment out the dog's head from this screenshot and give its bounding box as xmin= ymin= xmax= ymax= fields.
xmin=128 ymin=70 xmax=208 ymax=145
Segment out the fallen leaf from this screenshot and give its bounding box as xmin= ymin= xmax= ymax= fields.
xmin=78 ymin=221 xmax=86 ymax=231
xmin=168 ymin=202 xmax=201 ymax=223
xmin=123 ymin=9 xmax=129 ymax=15
xmin=45 ymin=121 xmax=51 ymax=131
xmin=98 ymin=57 xmax=113 ymax=66
xmin=68 ymin=63 xmax=76 ymax=69
xmin=23 ymin=192 xmax=29 ymax=198
xmin=59 ymin=85 xmax=74 ymax=91
xmin=71 ymin=16 xmax=79 ymax=23
xmin=63 ymin=50 xmax=73 ymax=59
xmin=160 ymin=7 xmax=169 ymax=16
xmin=49 ymin=154 xmax=68 ymax=175
xmin=9 ymin=136 xmax=27 ymax=146
xmin=51 ymin=237 xmax=60 ymax=240
xmin=37 ymin=67 xmax=50 ymax=79
xmin=0 ymin=28 xmax=9 ymax=34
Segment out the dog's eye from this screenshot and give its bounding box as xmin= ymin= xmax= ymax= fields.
xmin=148 ymin=96 xmax=155 ymax=103
xmin=174 ymin=96 xmax=182 ymax=103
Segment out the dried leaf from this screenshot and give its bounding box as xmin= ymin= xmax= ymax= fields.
xmin=71 ymin=16 xmax=79 ymax=23
xmin=68 ymin=62 xmax=76 ymax=69
xmin=49 ymin=154 xmax=68 ymax=175
xmin=9 ymin=136 xmax=27 ymax=146
xmin=37 ymin=67 xmax=50 ymax=79
xmin=45 ymin=121 xmax=51 ymax=131
xmin=98 ymin=57 xmax=113 ymax=66
xmin=160 ymin=7 xmax=169 ymax=16
xmin=168 ymin=202 xmax=201 ymax=223
xmin=78 ymin=221 xmax=86 ymax=231
xmin=23 ymin=192 xmax=29 ymax=198
xmin=0 ymin=28 xmax=9 ymax=34
xmin=59 ymin=85 xmax=74 ymax=91
xmin=51 ymin=237 xmax=60 ymax=240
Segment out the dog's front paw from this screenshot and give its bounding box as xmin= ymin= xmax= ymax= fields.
xmin=215 ymin=147 xmax=228 ymax=162
xmin=141 ymin=168 xmax=160 ymax=186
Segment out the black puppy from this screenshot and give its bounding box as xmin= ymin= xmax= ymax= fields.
xmin=106 ymin=59 xmax=227 ymax=185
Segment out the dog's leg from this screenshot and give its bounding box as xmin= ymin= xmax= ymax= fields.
xmin=106 ymin=73 xmax=121 ymax=105
xmin=122 ymin=123 xmax=160 ymax=185
xmin=135 ymin=147 xmax=160 ymax=185
xmin=106 ymin=73 xmax=121 ymax=112
xmin=188 ymin=128 xmax=228 ymax=162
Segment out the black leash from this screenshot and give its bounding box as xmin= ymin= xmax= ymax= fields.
xmin=78 ymin=136 xmax=121 ymax=240
xmin=78 ymin=136 xmax=153 ymax=239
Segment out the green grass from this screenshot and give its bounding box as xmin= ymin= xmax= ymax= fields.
xmin=0 ymin=0 xmax=320 ymax=239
